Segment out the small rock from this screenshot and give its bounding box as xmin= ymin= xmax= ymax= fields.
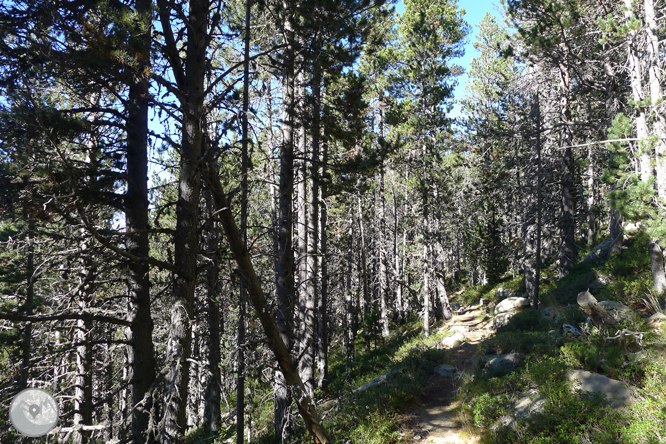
xmin=495 ymin=297 xmax=530 ymax=314
xmin=479 ymin=298 xmax=489 ymax=307
xmin=566 ymin=370 xmax=636 ymax=408
xmin=434 ymin=364 xmax=457 ymax=377
xmin=440 ymin=332 xmax=465 ymax=349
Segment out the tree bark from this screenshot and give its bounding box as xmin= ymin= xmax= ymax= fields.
xmin=160 ymin=0 xmax=207 ymax=440
xmin=125 ymin=0 xmax=156 ymax=439
xmin=236 ymin=0 xmax=251 ymax=440
xmin=558 ymin=54 xmax=576 ymax=278
xmin=649 ymin=239 xmax=666 ymax=294
xmin=275 ymin=0 xmax=296 ymax=435
xmin=203 ymin=193 xmax=221 ymax=435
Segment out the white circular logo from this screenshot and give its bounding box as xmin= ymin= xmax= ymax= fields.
xmin=9 ymin=388 xmax=59 ymax=437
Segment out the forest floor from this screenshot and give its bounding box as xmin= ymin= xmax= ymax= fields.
xmin=407 ymin=308 xmax=492 ymax=444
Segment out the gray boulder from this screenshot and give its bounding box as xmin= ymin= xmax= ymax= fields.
xmin=439 ymin=332 xmax=465 ymax=349
xmin=353 ymin=369 xmax=400 ymax=393
xmin=599 ymin=301 xmax=638 ymax=323
xmin=491 ymin=311 xmax=516 ymax=329
xmin=647 ymin=312 xmax=666 ymax=330
xmin=434 ymin=364 xmax=457 ymax=377
xmin=495 ymin=297 xmax=530 ymax=314
xmin=514 ymin=389 xmax=545 ymax=419
xmin=581 ymin=238 xmax=613 ymax=264
xmin=566 ymin=370 xmax=635 ymax=408
xmin=482 ymin=352 xmax=521 ymax=377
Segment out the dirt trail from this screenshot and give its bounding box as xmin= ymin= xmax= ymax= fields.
xmin=411 ymin=308 xmax=493 ymax=444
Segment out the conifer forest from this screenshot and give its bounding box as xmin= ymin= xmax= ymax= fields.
xmin=1 ymin=0 xmax=666 ymax=443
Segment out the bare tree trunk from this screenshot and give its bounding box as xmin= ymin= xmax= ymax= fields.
xmin=558 ymin=54 xmax=576 ymax=278
xmin=19 ymin=214 xmax=34 ymax=390
xmin=274 ymin=0 xmax=296 ymax=436
xmin=422 ymin=143 xmax=430 ymax=337
xmin=236 ymin=1 xmax=251 ymax=440
xmin=393 ymin=185 xmax=403 ymax=324
xmin=356 ymin=194 xmax=370 ymax=349
xmin=623 ymin=0 xmax=650 ymax=180
xmin=344 ymin=221 xmax=355 ymax=366
xmin=203 ymin=194 xmax=222 ymax=435
xmin=645 ymin=0 xmax=666 ymax=201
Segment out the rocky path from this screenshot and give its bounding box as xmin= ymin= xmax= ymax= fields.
xmin=411 ymin=308 xmax=493 ymax=444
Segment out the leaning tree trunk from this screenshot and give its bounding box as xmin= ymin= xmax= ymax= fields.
xmin=205 ymin=159 xmax=332 ymax=444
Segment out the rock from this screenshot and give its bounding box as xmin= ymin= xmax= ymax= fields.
xmin=515 ymin=389 xmax=545 ymax=419
xmin=491 ymin=311 xmax=516 ymax=329
xmin=449 ymin=325 xmax=470 ymax=334
xmin=541 ymin=306 xmax=565 ymax=323
xmin=439 ymin=332 xmax=465 ymax=349
xmin=353 ymin=369 xmax=399 ymax=393
xmin=490 ymin=414 xmax=517 ymax=432
xmin=565 ymin=370 xmax=636 ymax=408
xmin=318 ymin=399 xmax=338 ymax=413
xmin=589 ymin=272 xmax=612 ymax=291
xmin=495 ymin=287 xmax=527 ymax=300
xmin=495 ymin=297 xmax=530 ymax=314
xmin=624 ymin=221 xmax=642 ymax=234
xmin=647 ymin=312 xmax=666 ymax=330
xmin=581 ymin=238 xmax=614 ymax=264
xmin=479 ymin=298 xmax=489 ymax=307
xmin=562 ymin=323 xmax=584 ymax=336
xmin=482 ymin=352 xmax=521 ymax=377
xmin=599 ymin=301 xmax=638 ymax=323
xmin=434 ymin=364 xmax=457 ymax=377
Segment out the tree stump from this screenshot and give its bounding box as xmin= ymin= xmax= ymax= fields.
xmin=577 ymin=290 xmax=616 ymax=330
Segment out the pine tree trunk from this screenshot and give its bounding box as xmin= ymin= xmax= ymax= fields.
xmin=161 ymin=0 xmax=207 ymax=439
xmin=125 ymin=0 xmax=156 ymax=438
xmin=203 ymin=194 xmax=222 ymax=435
xmin=19 ymin=214 xmax=34 ymax=390
xmin=558 ymin=55 xmax=576 ymax=278
xmin=313 ymin=67 xmax=327 ymax=389
xmin=623 ymin=0 xmax=650 ymax=180
xmin=422 ymin=143 xmax=430 ymax=337
xmin=274 ymin=0 xmax=296 ymax=435
xmin=644 ymin=0 xmax=666 ymax=201
xmin=236 ymin=1 xmax=251 ymax=439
